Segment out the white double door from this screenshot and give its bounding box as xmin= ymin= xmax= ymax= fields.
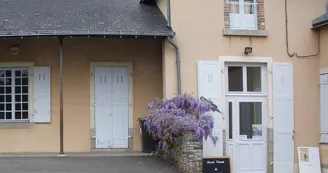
xmin=226 ymin=96 xmax=267 ymax=173
xmin=94 ymin=66 xmax=129 ymax=149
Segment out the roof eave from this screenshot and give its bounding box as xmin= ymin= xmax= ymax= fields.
xmin=312 ymin=13 xmax=328 ymax=29
xmin=312 ymin=21 xmax=328 ymax=29
xmin=139 ymin=0 xmax=156 ymax=5
xmin=0 ymin=30 xmax=175 ymax=39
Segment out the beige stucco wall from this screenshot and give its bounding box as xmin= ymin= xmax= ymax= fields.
xmin=320 ymin=28 xmax=328 ymax=69
xmin=162 ymin=41 xmax=178 ymax=98
xmin=0 ymin=38 xmax=163 ymax=152
xmin=0 ymin=39 xmax=60 ymax=153
xmin=160 ymin=0 xmax=326 ymax=168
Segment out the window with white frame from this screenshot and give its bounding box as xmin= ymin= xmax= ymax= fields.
xmin=320 ymin=73 xmax=328 ymax=143
xmin=0 ymin=68 xmax=29 ymax=122
xmin=228 ymin=0 xmax=258 ymax=30
xmin=227 ymin=64 xmax=266 ymax=93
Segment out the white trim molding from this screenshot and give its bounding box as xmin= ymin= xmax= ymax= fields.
xmin=218 ymin=56 xmax=273 ymax=128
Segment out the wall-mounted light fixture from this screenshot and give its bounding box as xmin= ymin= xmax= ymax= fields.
xmin=244 ymin=47 xmax=252 ymax=55
xmin=9 ymin=45 xmax=19 ymax=54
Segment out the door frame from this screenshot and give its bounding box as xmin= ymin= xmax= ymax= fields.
xmin=219 ymin=56 xmax=273 ymax=173
xmin=90 ymin=62 xmax=133 ymax=149
xmin=218 ymin=56 xmax=273 ymax=130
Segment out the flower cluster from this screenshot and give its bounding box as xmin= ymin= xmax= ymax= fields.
xmin=144 ymin=94 xmax=218 ymax=156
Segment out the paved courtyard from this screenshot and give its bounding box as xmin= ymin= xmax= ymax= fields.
xmin=0 ymin=156 xmax=180 ymax=173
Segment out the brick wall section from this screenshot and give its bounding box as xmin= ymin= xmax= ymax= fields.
xmin=224 ymin=1 xmax=230 ymax=29
xmin=176 ymin=135 xmax=203 ymax=173
xmin=223 ymin=0 xmax=266 ymax=30
xmin=257 ymin=0 xmax=266 ymax=30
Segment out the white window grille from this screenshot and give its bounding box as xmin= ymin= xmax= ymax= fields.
xmin=0 ymin=68 xmax=29 ymax=122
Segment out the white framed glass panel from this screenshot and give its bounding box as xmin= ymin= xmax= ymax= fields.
xmin=244 ymin=0 xmax=256 ymax=14
xmin=247 ymin=67 xmax=261 ymax=92
xmin=228 ymin=66 xmax=243 ymax=92
xmin=229 ymin=102 xmax=233 ymax=139
xmin=226 ymin=64 xmax=266 ymax=94
xmin=229 ymin=0 xmax=240 ymax=14
xmin=239 ymin=102 xmax=262 ymax=139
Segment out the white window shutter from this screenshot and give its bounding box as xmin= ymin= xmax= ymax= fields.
xmin=320 ymin=73 xmax=328 ymax=143
xmin=197 ymin=61 xmax=222 ymax=157
xmin=273 ymin=63 xmax=294 ymax=173
xmin=34 ymin=66 xmax=51 ymax=123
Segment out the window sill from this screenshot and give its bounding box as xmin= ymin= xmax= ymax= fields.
xmin=223 ymin=29 xmax=268 ymax=37
xmin=0 ymin=122 xmax=34 ymax=129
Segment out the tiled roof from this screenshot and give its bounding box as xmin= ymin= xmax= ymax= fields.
xmin=0 ymin=0 xmax=173 ymax=38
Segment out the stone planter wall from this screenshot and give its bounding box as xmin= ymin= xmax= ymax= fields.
xmin=175 ymin=135 xmax=203 ymax=173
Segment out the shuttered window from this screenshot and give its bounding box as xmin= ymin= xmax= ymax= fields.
xmin=0 ymin=68 xmax=29 ymax=122
xmin=320 ymin=73 xmax=328 ymax=143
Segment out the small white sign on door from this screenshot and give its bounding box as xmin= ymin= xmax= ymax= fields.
xmin=298 ymin=147 xmax=322 ymax=173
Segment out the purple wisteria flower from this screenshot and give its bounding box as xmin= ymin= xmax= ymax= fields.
xmin=145 ymin=93 xmax=218 ymax=157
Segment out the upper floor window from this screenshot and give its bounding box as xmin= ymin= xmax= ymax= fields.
xmin=228 ymin=0 xmax=258 ymax=30
xmin=224 ymin=0 xmax=266 ymax=33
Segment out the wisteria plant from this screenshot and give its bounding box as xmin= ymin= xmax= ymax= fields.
xmin=144 ymin=93 xmax=218 ymax=158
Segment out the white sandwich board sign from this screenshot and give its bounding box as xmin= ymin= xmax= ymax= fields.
xmin=298 ymin=147 xmax=321 ymax=173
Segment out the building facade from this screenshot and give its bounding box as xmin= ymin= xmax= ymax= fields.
xmin=159 ymin=0 xmax=327 ymax=173
xmin=0 ymin=0 xmax=173 ymax=153
xmin=0 ymin=0 xmax=327 ymax=173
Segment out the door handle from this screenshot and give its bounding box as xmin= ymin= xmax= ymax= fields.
xmin=109 ymin=113 xmax=111 ymax=116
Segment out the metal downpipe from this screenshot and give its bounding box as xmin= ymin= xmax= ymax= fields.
xmin=166 ymin=0 xmax=171 ymax=28
xmin=167 ymin=37 xmax=181 ymax=95
xmin=59 ymin=37 xmax=64 ymax=155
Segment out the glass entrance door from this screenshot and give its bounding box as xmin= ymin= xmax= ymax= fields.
xmin=226 ymin=97 xmax=267 ymax=173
